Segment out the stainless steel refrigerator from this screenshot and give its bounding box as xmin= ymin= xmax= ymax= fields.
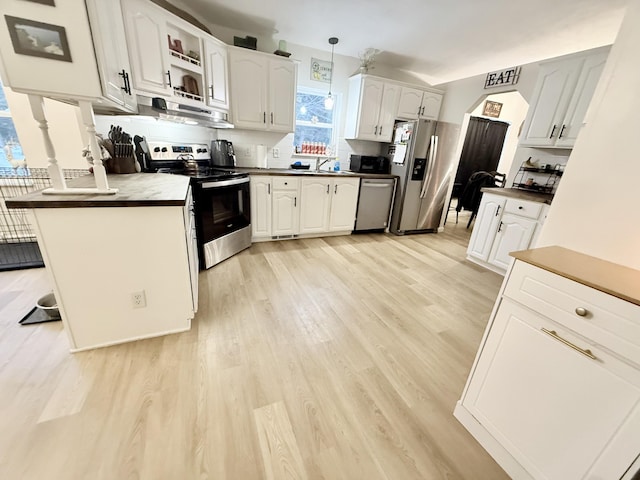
xmin=388 ymin=119 xmax=458 ymax=234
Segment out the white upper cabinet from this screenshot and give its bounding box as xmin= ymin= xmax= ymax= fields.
xmin=520 ymin=49 xmax=608 ymax=148
xmin=229 ymin=47 xmax=297 ymax=132
xmin=203 ymin=37 xmax=229 ymax=111
xmin=396 ymin=87 xmax=443 ymax=120
xmin=122 ymin=0 xmax=172 ymax=96
xmin=344 ymin=75 xmax=400 ymax=142
xmin=0 ymin=0 xmax=134 ymax=112
xmin=86 ymin=0 xmax=137 ymax=112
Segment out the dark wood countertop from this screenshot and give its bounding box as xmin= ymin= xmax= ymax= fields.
xmin=511 ymin=246 xmax=640 ymax=307
xmin=238 ymin=167 xmax=398 ymax=180
xmin=5 ymin=173 xmax=190 ymax=208
xmin=480 ymin=187 xmax=553 ymax=204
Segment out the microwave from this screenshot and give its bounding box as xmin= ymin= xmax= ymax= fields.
xmin=349 ymin=155 xmax=390 ymax=174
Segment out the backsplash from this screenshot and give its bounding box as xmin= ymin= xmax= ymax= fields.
xmin=219 ymin=130 xmax=383 ymax=170
xmin=94 ymin=115 xmax=215 ymax=144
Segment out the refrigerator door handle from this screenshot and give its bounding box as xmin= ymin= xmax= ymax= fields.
xmin=419 ymin=135 xmax=438 ymax=199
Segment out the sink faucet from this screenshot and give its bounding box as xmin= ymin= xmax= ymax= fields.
xmin=316 ymin=157 xmax=332 ymax=171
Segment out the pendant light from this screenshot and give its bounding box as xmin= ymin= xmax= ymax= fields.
xmin=324 ymin=37 xmax=338 ymax=110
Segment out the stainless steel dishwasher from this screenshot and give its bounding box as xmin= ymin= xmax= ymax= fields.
xmin=354 ymin=178 xmax=396 ymax=231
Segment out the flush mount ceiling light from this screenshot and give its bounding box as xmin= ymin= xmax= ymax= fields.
xmin=324 ymin=37 xmax=338 ymax=110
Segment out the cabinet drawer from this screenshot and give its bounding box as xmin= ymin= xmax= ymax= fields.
xmin=504 ymin=261 xmax=640 ymax=365
xmin=504 ymin=198 xmax=543 ymax=219
xmin=272 ymin=177 xmax=300 ymax=190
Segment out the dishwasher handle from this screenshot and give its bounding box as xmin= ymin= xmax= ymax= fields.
xmin=362 ymin=180 xmax=394 ymax=188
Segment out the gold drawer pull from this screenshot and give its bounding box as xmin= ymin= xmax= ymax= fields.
xmin=541 ymin=328 xmax=597 ymax=360
xmin=575 ymin=307 xmax=588 ymax=317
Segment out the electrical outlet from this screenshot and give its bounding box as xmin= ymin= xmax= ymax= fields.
xmin=131 ymin=290 xmax=146 ymax=308
xmin=272 ymin=148 xmax=280 ymax=158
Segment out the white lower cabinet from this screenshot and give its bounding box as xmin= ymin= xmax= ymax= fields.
xmin=487 ymin=214 xmax=537 ymax=270
xmin=455 ymin=258 xmax=640 ymax=480
xmin=467 ymin=192 xmax=549 ymax=274
xmin=328 ymin=178 xmax=360 ymax=231
xmin=250 ymin=177 xmax=272 ymax=239
xmin=299 ymin=178 xmax=332 ymax=234
xmin=250 ymin=175 xmax=360 ymax=241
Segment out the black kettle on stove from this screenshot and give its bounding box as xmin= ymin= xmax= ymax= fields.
xmin=211 ymin=140 xmax=236 ymax=168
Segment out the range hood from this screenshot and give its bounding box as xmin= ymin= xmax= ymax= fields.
xmin=137 ymin=96 xmax=234 ymax=129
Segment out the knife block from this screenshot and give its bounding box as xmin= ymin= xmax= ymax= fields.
xmin=105 ymin=156 xmax=137 ymax=174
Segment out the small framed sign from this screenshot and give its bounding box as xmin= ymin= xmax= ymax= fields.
xmin=5 ymin=16 xmax=72 ymax=62
xmin=483 ymin=100 xmax=503 ymax=118
xmin=311 ymin=57 xmax=332 ymax=83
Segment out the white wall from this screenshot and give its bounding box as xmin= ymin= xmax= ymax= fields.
xmin=538 ymin=0 xmax=640 ymax=269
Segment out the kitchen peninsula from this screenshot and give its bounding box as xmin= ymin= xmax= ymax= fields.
xmin=6 ymin=173 xmax=198 ymax=351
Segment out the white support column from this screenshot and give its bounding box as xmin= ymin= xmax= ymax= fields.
xmin=78 ymin=100 xmax=110 ymax=191
xmin=27 ymin=94 xmax=66 ymax=191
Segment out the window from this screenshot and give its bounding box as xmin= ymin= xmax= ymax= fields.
xmin=0 ymin=80 xmax=26 ymax=170
xmin=294 ymin=87 xmax=339 ymax=151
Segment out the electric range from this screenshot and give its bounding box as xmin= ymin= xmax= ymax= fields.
xmin=146 ymin=141 xmax=251 ymax=269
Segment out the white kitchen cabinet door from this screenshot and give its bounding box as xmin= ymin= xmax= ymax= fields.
xmin=377 ymin=82 xmax=401 ymax=142
xmin=396 ymin=86 xmax=423 ymax=119
xmin=229 ymin=50 xmax=268 ymax=130
xmin=355 ymin=77 xmax=385 ymax=140
xmin=122 ymin=0 xmax=171 ymax=96
xmin=183 ymin=189 xmax=198 ymax=312
xmin=464 ymin=298 xmax=640 ymax=480
xmin=204 ymin=38 xmax=229 ymax=111
xmin=268 ymin=59 xmax=297 ymax=133
xmin=487 ymin=213 xmax=537 ymax=270
xmin=519 ymin=58 xmax=583 ymax=147
xmin=299 ymin=178 xmax=331 ymax=234
xmin=555 ymin=51 xmax=608 ymax=148
xmin=250 ymin=177 xmax=272 ymax=239
xmin=86 ymin=0 xmax=137 ymax=111
xmin=272 ymin=191 xmax=299 ymax=236
xmin=467 ymin=193 xmax=506 ymax=262
xmin=328 ymin=178 xmax=360 ymax=232
xmin=419 ymin=91 xmax=442 ymax=120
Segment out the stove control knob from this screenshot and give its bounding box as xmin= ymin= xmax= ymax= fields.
xmin=196 ymin=148 xmax=202 ymax=153
xmin=161 ymin=147 xmax=168 ymax=152
xmin=154 ymin=147 xmax=161 ymax=152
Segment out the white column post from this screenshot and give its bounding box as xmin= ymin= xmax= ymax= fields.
xmin=78 ymin=100 xmax=109 ymax=191
xmin=27 ymin=94 xmax=66 ymax=191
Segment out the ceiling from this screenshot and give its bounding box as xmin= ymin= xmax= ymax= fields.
xmin=175 ymin=0 xmax=628 ymax=85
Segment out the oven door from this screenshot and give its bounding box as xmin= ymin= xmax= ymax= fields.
xmin=194 ymin=176 xmax=251 ymax=268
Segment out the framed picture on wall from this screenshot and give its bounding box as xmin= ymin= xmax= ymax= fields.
xmin=483 ymin=100 xmax=503 ymax=118
xmin=20 ymin=0 xmax=56 ymax=5
xmin=5 ymin=16 xmax=71 ymax=62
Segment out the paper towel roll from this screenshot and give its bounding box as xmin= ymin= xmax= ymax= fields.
xmin=256 ymin=145 xmax=268 ymax=168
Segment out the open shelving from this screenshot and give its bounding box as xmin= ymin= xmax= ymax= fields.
xmin=512 ymin=162 xmax=563 ymax=194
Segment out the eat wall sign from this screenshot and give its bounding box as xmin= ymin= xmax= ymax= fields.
xmin=484 ymin=66 xmax=521 ymax=89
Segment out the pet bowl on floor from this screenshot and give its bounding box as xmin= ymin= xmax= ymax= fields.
xmin=36 ymin=292 xmax=59 ymax=319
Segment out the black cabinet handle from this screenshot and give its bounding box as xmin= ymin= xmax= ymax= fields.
xmin=263 ymin=112 xmax=266 ymax=123
xmin=549 ymin=124 xmax=557 ymax=138
xmin=294 ymin=196 xmax=297 ymax=207
xmin=379 ymin=126 xmax=382 ymax=136
xmin=421 ymin=106 xmax=425 ymax=115
xmin=326 ymin=184 xmax=330 ymax=194
xmin=495 ymin=205 xmax=501 ymax=216
xmin=119 ymin=70 xmax=131 ymax=94
xmin=166 ymin=70 xmax=172 ymax=88
xmin=559 ymin=124 xmax=566 ymax=138
xmin=374 ymin=125 xmax=378 ymax=135
xmin=334 ymin=185 xmax=338 ymax=194
xmin=268 ymin=184 xmax=270 ymax=195
xmin=417 ymin=105 xmax=421 ymax=115
xmin=271 ymin=112 xmax=274 ymax=124
xmin=498 ymin=221 xmax=503 ymax=233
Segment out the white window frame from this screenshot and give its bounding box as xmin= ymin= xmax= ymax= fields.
xmin=295 ymin=86 xmax=341 ymax=149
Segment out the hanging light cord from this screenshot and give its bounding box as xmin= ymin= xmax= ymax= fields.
xmin=325 ymin=37 xmax=339 ymax=110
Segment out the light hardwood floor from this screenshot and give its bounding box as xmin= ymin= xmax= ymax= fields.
xmin=0 ymin=218 xmax=510 ymax=480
